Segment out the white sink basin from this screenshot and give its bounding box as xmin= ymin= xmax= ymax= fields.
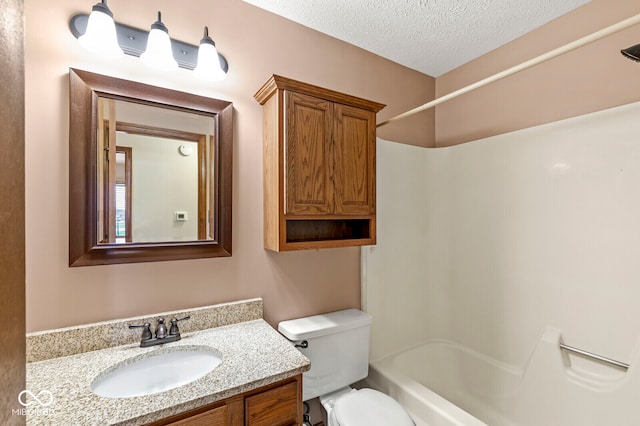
xmin=91 ymin=347 xmax=222 ymax=398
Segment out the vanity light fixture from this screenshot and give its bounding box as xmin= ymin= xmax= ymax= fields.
xmin=69 ymin=2 xmax=229 ymax=79
xmin=77 ymin=0 xmax=123 ymax=58
xmin=193 ymin=27 xmax=226 ymax=82
xmin=140 ymin=12 xmax=178 ymax=71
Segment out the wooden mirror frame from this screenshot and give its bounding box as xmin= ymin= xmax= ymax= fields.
xmin=69 ymin=68 xmax=232 ymax=266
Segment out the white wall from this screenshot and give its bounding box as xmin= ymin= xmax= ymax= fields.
xmin=364 ymin=101 xmax=640 ymax=367
xmin=362 ymin=140 xmax=448 ymax=361
xmin=117 ymin=134 xmax=199 ymax=242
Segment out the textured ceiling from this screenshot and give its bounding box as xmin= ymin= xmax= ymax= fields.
xmin=243 ymin=0 xmax=592 ymax=77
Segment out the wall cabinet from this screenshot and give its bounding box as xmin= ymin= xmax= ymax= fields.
xmin=255 ymin=75 xmax=385 ymax=251
xmin=150 ymin=375 xmax=302 ymax=426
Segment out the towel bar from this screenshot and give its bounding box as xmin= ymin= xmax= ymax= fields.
xmin=559 ymin=343 xmax=629 ymax=370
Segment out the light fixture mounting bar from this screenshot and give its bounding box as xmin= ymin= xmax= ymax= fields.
xmin=69 ymin=14 xmax=229 ymax=72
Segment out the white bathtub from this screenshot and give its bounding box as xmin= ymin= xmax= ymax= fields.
xmin=367 ymin=328 xmax=639 ymax=426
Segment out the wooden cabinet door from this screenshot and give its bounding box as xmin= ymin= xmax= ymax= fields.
xmin=245 ymin=381 xmax=299 ymax=426
xmin=160 ymin=404 xmax=229 ymax=426
xmin=285 ymin=91 xmax=334 ymax=215
xmin=333 ymin=103 xmax=376 ymax=215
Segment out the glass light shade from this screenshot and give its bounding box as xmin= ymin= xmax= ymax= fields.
xmin=194 ymin=43 xmax=226 ymax=81
xmin=78 ymin=6 xmax=123 ymax=57
xmin=140 ymin=20 xmax=178 ymax=71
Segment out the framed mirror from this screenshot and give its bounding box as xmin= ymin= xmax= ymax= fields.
xmin=69 ymin=68 xmax=232 ymax=266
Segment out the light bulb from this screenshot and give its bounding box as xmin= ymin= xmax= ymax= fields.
xmin=78 ymin=0 xmax=123 ymax=58
xmin=140 ymin=12 xmax=178 ymax=71
xmin=194 ymin=27 xmax=226 ymax=82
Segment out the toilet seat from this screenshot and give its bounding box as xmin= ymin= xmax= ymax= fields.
xmin=331 ymin=388 xmax=414 ymax=426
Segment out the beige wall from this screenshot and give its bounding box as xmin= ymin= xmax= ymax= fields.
xmin=24 ymin=0 xmax=435 ymax=332
xmin=435 ymin=0 xmax=640 ymax=146
xmin=27 ymin=0 xmax=637 ymax=333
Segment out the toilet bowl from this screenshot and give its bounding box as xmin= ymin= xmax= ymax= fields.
xmin=278 ymin=309 xmax=414 ymax=426
xmin=320 ymin=387 xmax=414 ymax=426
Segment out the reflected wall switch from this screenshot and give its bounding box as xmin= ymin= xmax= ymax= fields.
xmin=175 ymin=211 xmax=188 ymax=221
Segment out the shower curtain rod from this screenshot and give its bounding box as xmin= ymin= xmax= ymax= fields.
xmin=377 ymin=12 xmax=640 ymax=128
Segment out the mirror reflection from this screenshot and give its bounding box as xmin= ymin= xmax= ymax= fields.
xmin=68 ymin=68 xmax=232 ymax=266
xmin=97 ymin=98 xmax=215 ymax=244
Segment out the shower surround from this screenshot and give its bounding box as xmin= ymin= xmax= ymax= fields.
xmin=363 ymin=101 xmax=640 ymax=425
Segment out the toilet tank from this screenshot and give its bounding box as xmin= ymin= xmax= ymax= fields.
xmin=278 ymin=309 xmax=372 ymax=401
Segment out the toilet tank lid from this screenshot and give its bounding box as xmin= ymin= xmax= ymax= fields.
xmin=278 ymin=309 xmax=372 ymax=341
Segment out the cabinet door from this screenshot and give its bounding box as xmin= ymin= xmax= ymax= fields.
xmin=245 ymin=381 xmax=299 ymax=426
xmin=285 ymin=91 xmax=334 ymax=215
xmin=163 ymin=404 xmax=228 ymax=426
xmin=333 ymin=103 xmax=376 ymax=215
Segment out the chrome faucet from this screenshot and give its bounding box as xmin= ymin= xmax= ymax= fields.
xmin=129 ymin=316 xmax=191 ymax=347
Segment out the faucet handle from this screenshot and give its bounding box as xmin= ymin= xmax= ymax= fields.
xmin=169 ymin=315 xmax=191 ymax=336
xmin=129 ymin=322 xmax=152 ymax=341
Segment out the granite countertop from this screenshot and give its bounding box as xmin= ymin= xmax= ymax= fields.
xmin=26 ymin=315 xmax=310 ymax=425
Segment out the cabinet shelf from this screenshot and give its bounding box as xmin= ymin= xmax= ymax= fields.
xmin=286 ymin=219 xmax=372 ymax=243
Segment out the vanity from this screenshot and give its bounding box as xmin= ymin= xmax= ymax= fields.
xmin=25 ymin=299 xmax=309 ymax=425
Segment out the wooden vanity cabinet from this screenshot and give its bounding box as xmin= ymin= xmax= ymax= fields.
xmin=245 ymin=380 xmax=299 ymax=426
xmin=255 ymin=75 xmax=385 ymax=251
xmin=150 ymin=375 xmax=302 ymax=426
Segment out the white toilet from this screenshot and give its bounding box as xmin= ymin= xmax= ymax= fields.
xmin=278 ymin=309 xmax=414 ymax=426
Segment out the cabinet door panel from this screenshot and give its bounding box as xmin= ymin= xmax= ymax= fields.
xmin=245 ymin=381 xmax=298 ymax=426
xmin=333 ymin=104 xmax=376 ymax=215
xmin=285 ymin=91 xmax=334 ymax=215
xmin=164 ymin=404 xmax=227 ymax=426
